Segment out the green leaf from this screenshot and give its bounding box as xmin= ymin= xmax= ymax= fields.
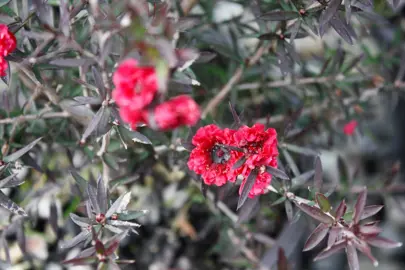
xmin=3 ymin=137 xmax=42 ymax=163
xmin=0 ymin=4 xmax=16 ymax=17
xmin=315 ymin=193 xmax=331 ymax=213
xmin=118 ymin=210 xmax=149 ymax=221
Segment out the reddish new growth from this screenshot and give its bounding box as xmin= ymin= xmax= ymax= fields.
xmin=187 ymin=123 xmax=279 ymax=198
xmin=0 ymin=25 xmax=17 ymax=77
xmin=343 ymin=120 xmax=358 ymax=136
xmin=112 ymin=59 xmax=200 ymax=130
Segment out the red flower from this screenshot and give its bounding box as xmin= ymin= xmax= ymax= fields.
xmin=343 ymin=120 xmax=357 ymax=136
xmin=153 ymin=95 xmax=200 ymax=130
xmin=119 ymin=106 xmax=146 ymax=130
xmin=0 ymin=25 xmax=16 ymax=77
xmin=233 ymin=123 xmax=278 ymax=197
xmin=112 ymin=59 xmax=158 ymax=110
xmin=0 ymin=25 xmax=16 ymax=57
xmin=187 ymin=125 xmax=242 ymax=186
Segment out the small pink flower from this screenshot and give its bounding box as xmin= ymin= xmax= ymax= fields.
xmin=343 ymin=120 xmax=358 ymax=136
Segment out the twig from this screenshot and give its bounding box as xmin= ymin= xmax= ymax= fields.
xmin=202 ymin=43 xmax=269 ymax=118
xmin=0 ymin=111 xmax=70 ymax=124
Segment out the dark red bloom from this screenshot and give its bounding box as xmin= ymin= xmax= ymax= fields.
xmin=152 ymin=95 xmax=200 ymax=130
xmin=187 ymin=125 xmax=242 ymax=186
xmin=112 ymin=59 xmax=158 ymax=110
xmin=343 ymin=120 xmax=357 ymax=136
xmin=232 ymin=123 xmax=278 ymax=197
xmin=0 ymin=25 xmax=16 ymax=77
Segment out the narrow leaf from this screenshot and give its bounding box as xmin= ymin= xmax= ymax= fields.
xmin=320 ymin=0 xmax=342 ymax=26
xmin=237 ymin=169 xmax=258 ymax=210
xmin=314 ymin=240 xmax=346 ymax=261
xmin=87 ymin=182 xmax=100 ymax=214
xmin=266 ymin=166 xmax=290 ymax=180
xmin=366 ymin=236 xmax=403 ymax=248
xmin=0 ymin=191 xmax=27 ymax=216
xmin=346 ymin=243 xmax=360 ymax=270
xmin=360 ymin=205 xmax=383 ymax=220
xmin=69 ymin=213 xmax=91 ymax=227
xmin=50 ymin=58 xmax=93 ymax=67
xmin=105 ymin=192 xmax=131 ymax=218
xmin=0 ymin=173 xmax=19 ymax=189
xmin=330 ymin=15 xmax=355 ymax=45
xmin=259 ymin=11 xmax=300 ymax=21
xmin=60 ymin=230 xmax=91 ymax=249
xmin=3 ymin=137 xmax=42 ymax=163
xmin=285 ymin=200 xmax=294 ymax=221
xmin=81 ymin=107 xmax=108 ymax=142
xmin=92 ymin=66 xmax=106 ymax=98
xmin=229 ymin=102 xmax=242 ymax=128
xmin=303 ymin=223 xmax=329 ymax=251
xmin=352 ymin=187 xmax=367 ymax=224
xmin=328 ymin=227 xmax=341 ymax=247
xmin=73 ymin=96 xmax=102 ymax=105
xmin=334 ymin=200 xmax=347 ymax=220
xmin=97 ymin=177 xmax=107 ymax=214
xmin=70 ymin=170 xmax=87 ymax=196
xmin=316 ymin=193 xmax=331 ymax=213
xmin=295 ymin=202 xmax=334 ymax=224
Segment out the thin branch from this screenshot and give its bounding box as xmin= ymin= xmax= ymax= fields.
xmin=0 ymin=111 xmax=70 ymax=124
xmin=202 ymin=43 xmax=270 ymax=118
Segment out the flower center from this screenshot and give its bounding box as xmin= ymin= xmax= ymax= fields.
xmin=211 ymin=145 xmax=231 ymax=164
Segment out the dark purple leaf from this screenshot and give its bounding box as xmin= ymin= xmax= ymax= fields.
xmin=95 ymin=239 xmax=105 ymax=255
xmin=266 ymin=166 xmax=290 ymax=180
xmin=20 ymin=153 xmax=43 ymax=173
xmin=303 ymin=223 xmax=329 ymax=251
xmin=237 ymin=197 xmax=260 ymax=224
xmin=291 ymin=170 xmax=315 ymax=188
xmin=342 ymin=54 xmax=364 ymax=74
xmin=352 ymin=187 xmax=367 ymax=224
xmin=81 ymin=106 xmax=110 ymax=142
xmin=62 ymin=255 xmax=96 ymax=265
xmin=285 ymin=200 xmax=294 ymax=221
xmin=258 ymin=33 xmax=280 ymax=40
xmin=105 ymin=192 xmax=131 ymax=218
xmin=73 ymin=96 xmax=102 ymax=106
xmin=0 ymin=191 xmax=27 ymax=216
xmin=283 ymin=41 xmax=301 ymax=65
xmin=70 ymin=170 xmax=87 ymax=196
xmin=259 ymin=11 xmax=300 ymax=21
xmin=271 ymin=196 xmax=287 ymax=206
xmin=1 ymin=59 xmax=10 ymax=86
xmin=345 ymin=0 xmax=352 ymax=23
xmin=194 ymin=51 xmax=217 ymax=63
xmin=69 ymin=213 xmax=91 ymax=227
xmin=0 ymin=173 xmax=19 ymax=189
xmin=233 ymin=156 xmax=246 ymax=170
xmin=97 ymin=177 xmax=107 ymax=214
xmin=295 ymin=202 xmax=334 ymax=224
xmin=352 ymin=238 xmax=378 ymax=266
xmin=229 ymin=102 xmax=242 ymax=128
xmin=286 ymin=20 xmax=305 ymax=42
xmin=105 ymin=224 xmax=124 ymax=234
xmin=319 ymin=0 xmax=342 ymax=26
xmin=315 ymin=193 xmax=331 ymax=213
xmin=92 ymin=66 xmax=106 ymax=98
xmin=60 ymin=230 xmax=91 ymax=249
xmin=176 ymin=17 xmax=202 ymax=32
xmin=3 ymin=137 xmax=42 ymax=163
xmin=366 ymin=236 xmax=403 ymax=248
xmin=330 ymin=15 xmax=356 ymax=45
xmin=87 ymin=181 xmax=100 ymax=214
xmin=237 ymin=169 xmax=258 ymax=210
xmin=314 ymin=156 xmax=323 ymax=191
xmin=346 ymin=242 xmax=360 ymax=270
xmin=314 ymin=240 xmax=346 ymax=261
xmin=1 ymin=231 xmax=10 ymax=263
xmin=334 ymin=200 xmax=347 ymax=219
xmin=360 ymin=205 xmax=383 ymax=220
xmin=277 ymin=247 xmax=289 ymax=270
xmin=50 ymin=199 xmax=58 ymax=235
xmin=118 ymin=210 xmax=149 ymax=221
xmin=358 ymin=225 xmax=382 ymax=236
xmin=118 ymin=126 xmax=152 ymax=145
xmin=50 ymin=58 xmax=94 ymax=67
xmin=328 ymin=227 xmax=341 ymax=247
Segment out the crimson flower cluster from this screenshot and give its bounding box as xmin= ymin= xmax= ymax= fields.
xmin=187 ymin=123 xmax=278 ymax=198
xmin=112 ymin=59 xmax=200 ymax=131
xmin=0 ymin=25 xmax=16 ymax=77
